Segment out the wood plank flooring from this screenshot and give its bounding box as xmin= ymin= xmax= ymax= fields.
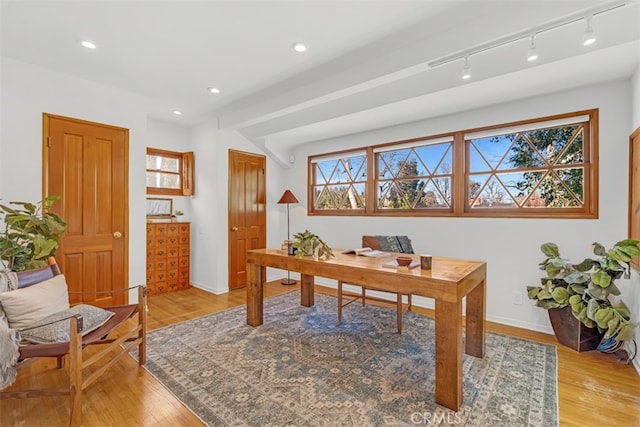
xmin=1 ymin=281 xmax=638 ymax=426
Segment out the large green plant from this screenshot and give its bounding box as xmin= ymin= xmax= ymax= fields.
xmin=292 ymin=229 xmax=334 ymax=260
xmin=527 ymin=240 xmax=640 ymax=342
xmin=0 ymin=196 xmax=67 ymax=271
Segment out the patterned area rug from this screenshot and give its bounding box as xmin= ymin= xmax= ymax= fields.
xmin=138 ymin=291 xmax=558 ymax=426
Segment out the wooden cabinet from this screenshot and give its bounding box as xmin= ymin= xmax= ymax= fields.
xmin=146 ymin=222 xmax=190 ymax=295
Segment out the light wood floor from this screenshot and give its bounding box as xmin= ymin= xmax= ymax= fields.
xmin=2 ymin=281 xmax=639 ymax=426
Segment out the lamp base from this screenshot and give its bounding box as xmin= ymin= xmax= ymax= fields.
xmin=281 ymin=278 xmax=297 ymax=285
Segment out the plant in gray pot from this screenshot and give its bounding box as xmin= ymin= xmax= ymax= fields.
xmin=527 ymin=240 xmax=639 ymax=357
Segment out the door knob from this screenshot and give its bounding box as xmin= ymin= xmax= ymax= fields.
xmin=113 ymin=231 xmax=123 ymax=238
xmin=231 ymin=226 xmax=239 ymax=231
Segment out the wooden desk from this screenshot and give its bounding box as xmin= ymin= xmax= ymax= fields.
xmin=246 ymin=249 xmax=486 ymax=411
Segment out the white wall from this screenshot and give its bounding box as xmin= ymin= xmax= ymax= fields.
xmin=286 ymin=79 xmax=632 ymax=335
xmin=187 ymin=123 xmax=288 ymax=294
xmin=0 ymin=58 xmax=149 ymax=299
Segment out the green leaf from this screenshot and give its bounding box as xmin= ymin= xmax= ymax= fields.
xmin=551 ymin=287 xmax=570 ymax=304
xmin=609 ymin=248 xmax=631 ymax=262
xmin=569 ymin=283 xmax=588 ymax=294
xmin=527 ymin=286 xmax=541 ymax=299
xmin=587 ymin=282 xmax=609 ymax=300
xmin=568 ymin=294 xmax=583 ymax=305
xmin=618 ymin=244 xmax=640 ymax=257
xmin=536 ymin=289 xmax=553 ymax=300
xmin=592 ymin=242 xmax=606 ymax=256
xmin=541 ymin=243 xmax=559 ymax=258
xmin=591 ymin=270 xmax=611 ymax=288
xmin=537 ymin=299 xmax=563 ymax=309
xmin=573 ymin=259 xmax=594 ymax=272
xmin=617 ymin=324 xmax=635 ymax=341
xmin=612 ymin=301 xmax=630 ymax=320
xmin=587 ymin=298 xmax=602 ymax=321
xmin=545 ymin=263 xmax=561 ymax=278
xmin=593 ymin=307 xmax=612 ymax=329
xmin=606 ymin=316 xmax=620 ymax=338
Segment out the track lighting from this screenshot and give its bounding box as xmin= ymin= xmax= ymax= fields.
xmin=527 ymin=35 xmax=538 ymax=61
xmin=583 ymin=15 xmax=596 ymax=46
xmin=428 ymin=1 xmax=627 ymax=72
xmin=461 ymin=56 xmax=471 ymax=80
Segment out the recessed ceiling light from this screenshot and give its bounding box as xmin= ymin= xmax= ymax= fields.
xmin=81 ymin=40 xmax=96 ymax=49
xmin=208 ymin=87 xmax=220 ymax=94
xmin=292 ymin=42 xmax=308 ymax=53
xmin=173 ymin=110 xmax=182 ymax=115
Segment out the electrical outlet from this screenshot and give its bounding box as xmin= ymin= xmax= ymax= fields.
xmin=513 ymin=291 xmax=523 ymax=305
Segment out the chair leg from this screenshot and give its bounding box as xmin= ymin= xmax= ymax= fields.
xmin=362 ymin=287 xmax=366 ymax=306
xmin=337 ymin=281 xmax=343 ymax=323
xmin=408 ymin=294 xmax=412 ymax=311
xmin=138 ymin=285 xmax=147 ymax=365
xmin=396 ymin=293 xmax=402 ymax=334
xmin=68 ymin=317 xmax=83 ymax=426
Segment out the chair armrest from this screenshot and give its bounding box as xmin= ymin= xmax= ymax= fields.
xmin=67 ymin=284 xmax=147 ymax=297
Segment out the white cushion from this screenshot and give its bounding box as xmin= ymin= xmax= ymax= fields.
xmin=20 ymin=304 xmax=115 ymax=344
xmin=0 ymin=274 xmax=70 ymax=329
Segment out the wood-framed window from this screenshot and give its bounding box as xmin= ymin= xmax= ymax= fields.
xmin=308 ymin=109 xmax=598 ymax=219
xmin=146 ymin=147 xmax=194 ymax=196
xmin=310 ymin=150 xmax=367 ymax=213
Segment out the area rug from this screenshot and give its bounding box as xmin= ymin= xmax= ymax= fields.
xmin=136 ymin=291 xmax=558 ymax=426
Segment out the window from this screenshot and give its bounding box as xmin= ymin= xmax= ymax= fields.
xmin=308 ymin=110 xmax=597 ymax=218
xmin=310 ymin=151 xmax=367 ymax=212
xmin=465 ymin=113 xmax=594 ymax=216
xmin=146 ymin=148 xmax=194 ymax=196
xmin=375 ymin=137 xmax=453 ymax=212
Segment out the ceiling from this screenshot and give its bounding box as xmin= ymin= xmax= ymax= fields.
xmin=2 ymin=0 xmax=639 ymax=160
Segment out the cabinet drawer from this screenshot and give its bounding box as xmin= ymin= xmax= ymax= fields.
xmin=154 ymin=270 xmax=167 ymax=282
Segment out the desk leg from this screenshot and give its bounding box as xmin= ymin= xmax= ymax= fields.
xmin=465 ymin=278 xmax=486 ymax=358
xmin=435 ymin=299 xmax=462 ymax=411
xmin=300 ymin=273 xmax=315 ymax=307
xmin=246 ymin=262 xmax=263 ymax=326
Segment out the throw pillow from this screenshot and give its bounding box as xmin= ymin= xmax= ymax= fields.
xmin=20 ymin=304 xmax=116 ymax=344
xmin=0 ymin=274 xmax=70 ymax=329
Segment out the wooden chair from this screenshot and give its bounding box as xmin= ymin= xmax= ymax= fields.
xmin=337 ymin=235 xmax=414 ymax=333
xmin=0 ymin=258 xmax=146 ymax=426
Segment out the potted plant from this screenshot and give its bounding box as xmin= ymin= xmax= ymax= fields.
xmin=527 ymin=240 xmax=639 ymax=353
xmin=291 ymin=229 xmax=334 ymax=260
xmin=0 ymin=196 xmax=67 ymax=271
xmin=171 ymin=210 xmax=184 ymax=222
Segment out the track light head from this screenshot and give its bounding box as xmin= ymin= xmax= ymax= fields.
xmin=583 ymin=16 xmax=596 ymax=46
xmin=461 ymin=56 xmax=471 ymax=80
xmin=527 ymin=35 xmax=538 ymax=61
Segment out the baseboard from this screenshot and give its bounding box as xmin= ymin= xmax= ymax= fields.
xmin=189 ymin=282 xmax=228 ymax=295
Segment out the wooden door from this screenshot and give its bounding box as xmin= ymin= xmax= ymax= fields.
xmin=44 ymin=114 xmax=128 ymax=306
xmin=228 ymin=150 xmax=266 ymax=289
xmin=629 ymin=126 xmax=640 ymax=270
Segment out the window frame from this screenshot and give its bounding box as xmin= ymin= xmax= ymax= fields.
xmin=146 ymin=147 xmax=195 ymax=196
xmin=308 ymin=109 xmax=598 ymax=219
